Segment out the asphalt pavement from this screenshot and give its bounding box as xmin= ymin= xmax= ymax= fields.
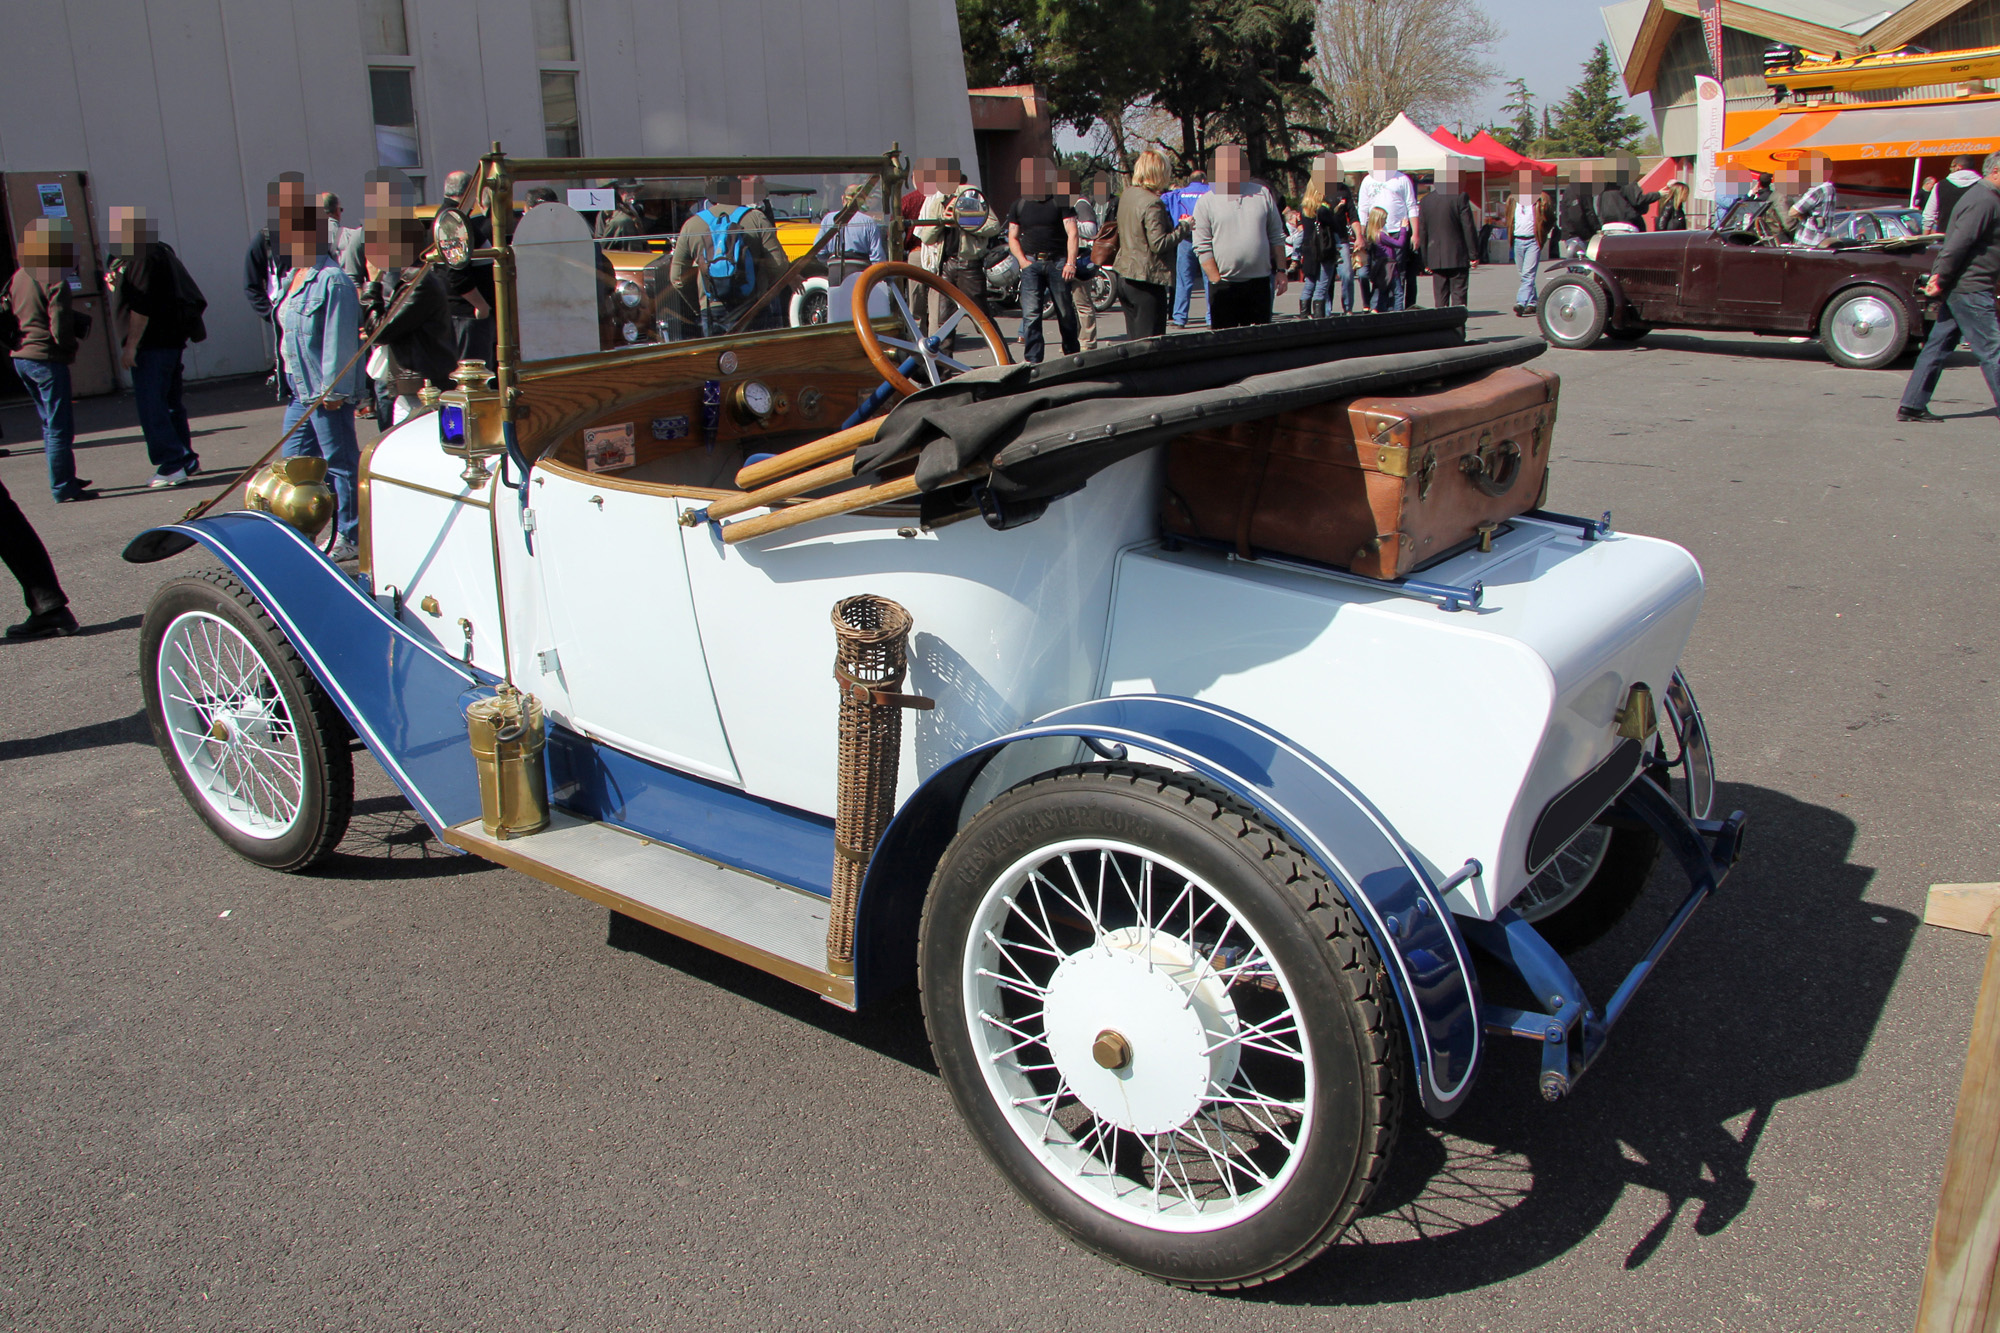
xmin=2 ymin=264 xmax=1996 ymax=1332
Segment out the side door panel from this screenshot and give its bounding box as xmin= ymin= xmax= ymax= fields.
xmin=531 ymin=465 xmax=740 ymax=785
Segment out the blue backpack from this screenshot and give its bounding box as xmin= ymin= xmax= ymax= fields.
xmin=702 ymin=206 xmax=755 ymax=303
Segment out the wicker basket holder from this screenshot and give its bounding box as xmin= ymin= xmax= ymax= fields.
xmin=827 ymin=594 xmax=931 ymax=977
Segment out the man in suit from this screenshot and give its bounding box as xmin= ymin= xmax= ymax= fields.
xmin=1417 ymin=163 xmax=1480 ymax=309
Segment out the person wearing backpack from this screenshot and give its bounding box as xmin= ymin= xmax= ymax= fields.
xmin=667 ymin=176 xmax=788 ymax=338
xmin=4 ymin=218 xmax=93 ymax=502
xmin=108 ymin=205 xmax=205 ymax=488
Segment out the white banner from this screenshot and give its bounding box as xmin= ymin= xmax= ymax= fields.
xmin=1694 ymin=76 xmax=1725 ymax=201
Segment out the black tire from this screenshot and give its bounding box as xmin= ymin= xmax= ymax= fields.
xmin=1818 ymin=286 xmax=1908 ymax=369
xmin=1089 ymin=270 xmax=1118 ymax=312
xmin=1515 ymin=824 xmax=1662 ymax=953
xmin=1537 ymin=277 xmax=1609 ymax=349
xmin=919 ymin=764 xmax=1403 ymax=1290
xmin=795 ymin=287 xmax=828 ymax=326
xmin=141 ymin=568 xmax=354 ymax=871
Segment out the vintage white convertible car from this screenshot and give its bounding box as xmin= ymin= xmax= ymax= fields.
xmin=126 ymin=150 xmax=1741 ymax=1289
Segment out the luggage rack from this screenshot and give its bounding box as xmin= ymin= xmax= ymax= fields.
xmin=1161 ymin=509 xmax=1617 ymax=613
xmin=1162 ymin=532 xmax=1488 ymax=612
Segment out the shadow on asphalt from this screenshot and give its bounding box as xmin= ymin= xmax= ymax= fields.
xmin=310 ymin=793 xmax=500 ymax=882
xmin=0 ymin=706 xmax=148 ymax=761
xmin=1236 ymin=781 xmax=1909 ymax=1304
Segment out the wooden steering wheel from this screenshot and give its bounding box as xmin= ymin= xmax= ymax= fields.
xmin=851 ymin=261 xmax=1011 ymax=396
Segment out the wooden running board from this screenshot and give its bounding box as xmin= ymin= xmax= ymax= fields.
xmin=445 ymin=810 xmax=855 ymax=1009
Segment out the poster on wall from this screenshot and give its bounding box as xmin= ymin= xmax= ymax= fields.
xmin=1694 ymin=76 xmax=1725 ymax=202
xmin=37 ymin=184 xmax=67 ymax=218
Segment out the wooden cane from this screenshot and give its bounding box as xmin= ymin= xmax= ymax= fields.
xmin=720 ymin=473 xmax=925 ymax=545
xmin=733 ymin=417 xmax=885 ymax=490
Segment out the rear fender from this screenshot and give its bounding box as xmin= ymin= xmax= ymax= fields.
xmin=126 ymin=511 xmax=488 ymax=837
xmin=1816 ymin=275 xmax=1923 ymax=338
xmin=855 ymin=694 xmax=1483 ymax=1118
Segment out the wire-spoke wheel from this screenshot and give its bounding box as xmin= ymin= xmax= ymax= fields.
xmin=921 ymin=765 xmax=1402 ymax=1289
xmin=1512 ymin=668 xmax=1717 ymax=952
xmin=142 ymin=569 xmax=353 ymax=871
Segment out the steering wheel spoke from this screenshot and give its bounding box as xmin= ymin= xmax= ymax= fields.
xmin=851 ymin=261 xmax=1012 ymax=398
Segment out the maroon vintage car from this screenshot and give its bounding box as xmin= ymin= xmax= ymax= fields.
xmin=1537 ymin=197 xmax=1936 ymax=370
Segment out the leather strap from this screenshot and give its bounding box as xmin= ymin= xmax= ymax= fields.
xmin=1234 ymin=418 xmax=1279 ymax=559
xmin=833 ymin=665 xmax=935 ymax=710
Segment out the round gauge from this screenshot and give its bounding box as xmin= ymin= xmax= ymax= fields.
xmin=717 ymin=350 xmax=740 ymax=375
xmin=732 ymin=380 xmax=775 ymax=422
xmin=617 ymin=279 xmax=642 ymax=309
xmin=621 ymin=321 xmax=640 ymax=343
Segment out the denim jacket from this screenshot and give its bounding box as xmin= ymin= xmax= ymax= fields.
xmin=277 ymin=257 xmax=362 ymax=402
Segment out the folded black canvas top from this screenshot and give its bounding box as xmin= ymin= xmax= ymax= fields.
xmin=855 ymin=309 xmax=1546 ymax=503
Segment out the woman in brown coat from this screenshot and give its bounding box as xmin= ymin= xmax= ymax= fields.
xmin=1113 ymin=150 xmax=1179 ymax=339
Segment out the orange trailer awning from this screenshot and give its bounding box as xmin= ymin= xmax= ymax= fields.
xmin=1719 ymin=95 xmax=2000 ymax=172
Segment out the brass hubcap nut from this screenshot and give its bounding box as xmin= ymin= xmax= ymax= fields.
xmin=1092 ymin=1029 xmax=1131 ymax=1070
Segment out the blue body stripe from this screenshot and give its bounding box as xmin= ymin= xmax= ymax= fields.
xmin=856 ymin=694 xmax=1483 ymax=1118
xmin=145 ymin=513 xmax=487 ymax=835
xmin=544 ymin=727 xmax=836 ymax=897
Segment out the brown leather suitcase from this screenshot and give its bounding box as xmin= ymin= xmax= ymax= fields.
xmin=1161 ymin=364 xmax=1558 ymax=579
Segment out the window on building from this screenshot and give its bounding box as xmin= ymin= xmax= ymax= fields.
xmin=541 ymin=72 xmax=581 ymax=158
xmin=370 ymin=68 xmax=421 ymax=169
xmin=533 ymin=0 xmax=575 ymax=62
xmin=359 ymin=0 xmax=410 ymax=57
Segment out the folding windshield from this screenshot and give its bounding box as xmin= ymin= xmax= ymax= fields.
xmin=492 ymin=162 xmax=899 ymax=362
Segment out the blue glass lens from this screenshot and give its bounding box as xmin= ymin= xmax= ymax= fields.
xmin=439 ymin=404 xmax=465 ymax=445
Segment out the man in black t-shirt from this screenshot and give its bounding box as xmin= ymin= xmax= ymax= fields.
xmin=108 ymin=206 xmax=203 ymax=486
xmin=1005 ymin=157 xmax=1080 ymax=362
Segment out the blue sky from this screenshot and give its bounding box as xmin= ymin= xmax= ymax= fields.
xmin=1465 ymin=0 xmax=1652 ymax=129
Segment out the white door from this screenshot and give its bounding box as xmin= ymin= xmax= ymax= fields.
xmin=531 ymin=465 xmax=739 ymax=785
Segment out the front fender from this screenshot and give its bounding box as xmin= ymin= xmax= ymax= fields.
xmin=856 ymin=694 xmax=1483 ymax=1118
xmin=126 ymin=511 xmax=487 ymax=837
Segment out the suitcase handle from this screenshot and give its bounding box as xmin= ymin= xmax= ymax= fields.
xmin=1461 ymin=435 xmax=1522 ymax=498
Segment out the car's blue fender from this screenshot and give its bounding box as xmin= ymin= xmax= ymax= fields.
xmin=127 ymin=511 xmax=487 ymax=837
xmin=854 ymin=694 xmax=1483 ymax=1118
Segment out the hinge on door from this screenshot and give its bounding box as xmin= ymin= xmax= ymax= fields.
xmin=536 ymin=648 xmax=561 ymax=675
xmin=520 ymin=508 xmax=537 ymax=532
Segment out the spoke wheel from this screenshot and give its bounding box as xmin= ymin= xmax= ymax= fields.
xmin=1511 ymin=668 xmax=1717 ymax=952
xmin=142 ymin=569 xmax=353 ymax=871
xmin=852 ymin=260 xmax=1011 ymax=396
xmin=922 ymin=765 xmax=1401 ymax=1289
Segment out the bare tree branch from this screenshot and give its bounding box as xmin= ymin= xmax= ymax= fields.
xmin=1311 ymin=0 xmax=1502 ymax=141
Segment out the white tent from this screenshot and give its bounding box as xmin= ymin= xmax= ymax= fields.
xmin=1336 ymin=113 xmax=1483 ymax=175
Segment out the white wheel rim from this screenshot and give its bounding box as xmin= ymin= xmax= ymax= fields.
xmin=1543 ymin=286 xmax=1596 ymax=343
xmin=963 ymin=839 xmax=1314 ymax=1233
xmin=1514 ymin=825 xmax=1612 ymax=921
xmin=1830 ymin=295 xmax=1896 ymax=362
xmin=157 ymin=611 xmax=306 ymax=839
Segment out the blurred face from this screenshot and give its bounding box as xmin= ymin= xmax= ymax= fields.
xmin=1373 ymin=147 xmax=1396 ymax=174
xmin=276 ymin=181 xmax=319 ymax=264
xmin=1212 ymin=145 xmax=1247 ymax=193
xmin=364 ymin=182 xmax=423 ymax=270
xmin=1517 ymin=169 xmax=1536 ymax=193
xmin=1019 ymin=157 xmax=1057 ymax=196
xmin=20 ymin=220 xmax=76 ymax=275
xmin=739 ymin=176 xmax=764 ymax=206
xmin=108 ymin=205 xmax=158 ymax=257
xmin=1439 ymin=166 xmax=1459 ymax=192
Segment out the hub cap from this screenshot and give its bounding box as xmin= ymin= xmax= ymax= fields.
xmin=157 ymin=611 xmax=304 ymax=838
xmin=1830 ymin=295 xmax=1896 ymax=363
xmin=964 ymin=840 xmax=1313 ymax=1232
xmin=1544 ymin=285 xmax=1597 ymax=343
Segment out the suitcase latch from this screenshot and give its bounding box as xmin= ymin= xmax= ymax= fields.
xmin=1414 ymin=447 xmax=1437 ymax=499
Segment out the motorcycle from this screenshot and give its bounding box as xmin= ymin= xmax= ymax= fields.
xmin=982 ymin=241 xmax=1117 ymax=312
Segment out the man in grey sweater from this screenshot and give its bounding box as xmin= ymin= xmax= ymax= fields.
xmin=1899 ymin=150 xmax=2000 ymax=423
xmin=1192 ymin=145 xmax=1286 ymax=328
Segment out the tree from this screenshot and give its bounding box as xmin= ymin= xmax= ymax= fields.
xmin=1543 ymin=41 xmax=1644 ymax=156
xmin=1499 ymin=77 xmax=1536 ymax=153
xmin=1310 ymin=0 xmax=1501 ymax=143
xmin=1154 ymin=0 xmax=1327 ymax=180
xmin=958 ymin=0 xmax=1189 ymax=164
